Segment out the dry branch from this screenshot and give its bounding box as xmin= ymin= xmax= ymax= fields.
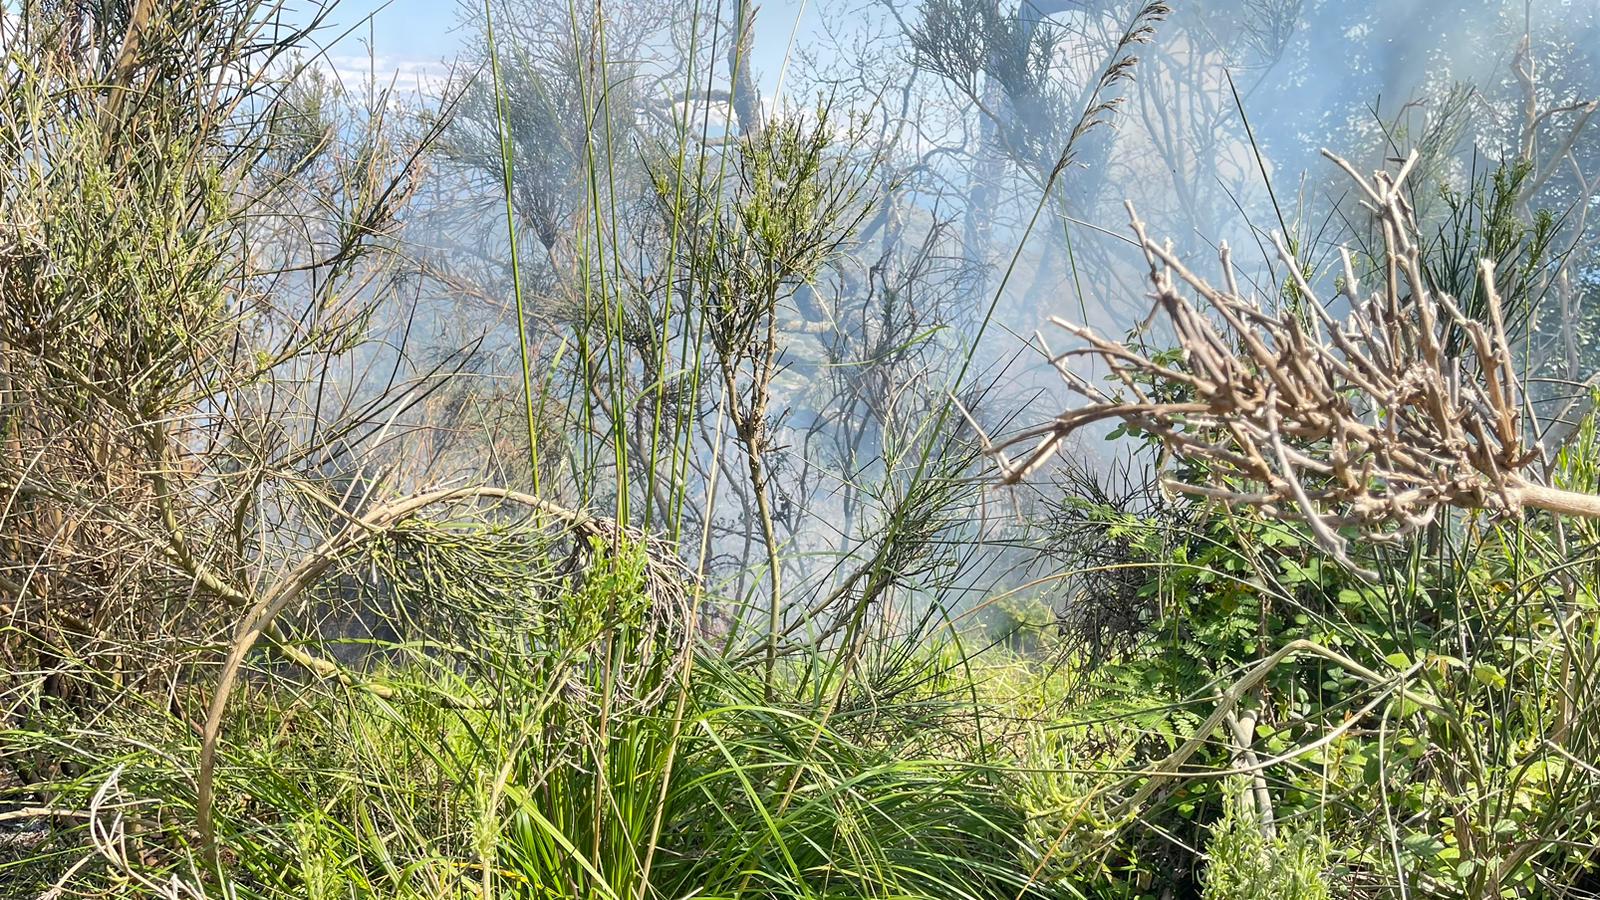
xmin=979 ymin=150 xmax=1600 ymax=578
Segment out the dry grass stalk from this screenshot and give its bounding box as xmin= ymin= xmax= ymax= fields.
xmin=971 ymin=150 xmax=1600 ymax=578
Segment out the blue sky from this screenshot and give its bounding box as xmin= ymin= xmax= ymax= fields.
xmin=303 ymin=0 xmax=828 ymax=100
xmin=307 ymin=0 xmax=464 ymax=64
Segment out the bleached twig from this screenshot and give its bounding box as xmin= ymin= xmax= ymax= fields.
xmin=982 ymin=151 xmax=1600 ymax=577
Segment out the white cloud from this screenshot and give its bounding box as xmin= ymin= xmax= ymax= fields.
xmin=325 ymin=53 xmax=451 ymax=99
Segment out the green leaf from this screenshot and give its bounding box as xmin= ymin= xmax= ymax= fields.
xmin=1402 ymin=832 xmax=1445 ymax=858
xmin=1471 ymin=664 xmax=1506 ymax=689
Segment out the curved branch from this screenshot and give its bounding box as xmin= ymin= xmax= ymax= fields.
xmin=195 ymin=487 xmax=596 ymax=862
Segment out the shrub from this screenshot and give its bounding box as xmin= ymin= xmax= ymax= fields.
xmin=1202 ymin=779 xmax=1330 ymax=900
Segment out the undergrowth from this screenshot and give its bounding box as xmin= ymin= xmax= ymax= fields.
xmin=3 ymin=2 xmax=1600 ymax=900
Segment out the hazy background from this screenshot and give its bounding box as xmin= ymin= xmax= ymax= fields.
xmin=288 ymin=0 xmax=1600 ymax=604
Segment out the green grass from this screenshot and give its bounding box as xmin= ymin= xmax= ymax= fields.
xmin=5 ymin=3 xmax=1600 ymax=900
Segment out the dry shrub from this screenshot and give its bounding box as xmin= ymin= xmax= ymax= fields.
xmin=974 ymin=151 xmax=1600 ymax=578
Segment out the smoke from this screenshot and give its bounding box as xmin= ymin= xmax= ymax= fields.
xmin=330 ymin=0 xmax=1600 ymax=632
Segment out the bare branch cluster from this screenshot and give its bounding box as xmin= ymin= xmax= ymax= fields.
xmin=970 ymin=151 xmax=1600 ymax=576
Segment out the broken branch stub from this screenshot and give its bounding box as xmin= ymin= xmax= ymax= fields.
xmin=985 ymin=150 xmax=1600 ymax=575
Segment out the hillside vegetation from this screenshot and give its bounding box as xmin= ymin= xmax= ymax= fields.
xmin=3 ymin=2 xmax=1600 ymax=898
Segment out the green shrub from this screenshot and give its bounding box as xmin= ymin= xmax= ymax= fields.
xmin=1201 ymin=780 xmax=1330 ymax=900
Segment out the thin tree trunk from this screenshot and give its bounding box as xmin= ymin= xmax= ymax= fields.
xmin=727 ymin=0 xmax=763 ymax=138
